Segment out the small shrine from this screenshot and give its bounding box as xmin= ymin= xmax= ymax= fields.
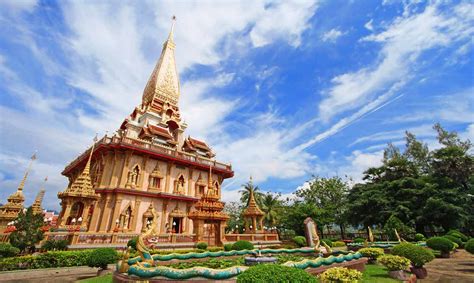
xmin=242 ymin=177 xmax=265 ymax=233
xmin=189 ymin=168 xmax=229 ymax=246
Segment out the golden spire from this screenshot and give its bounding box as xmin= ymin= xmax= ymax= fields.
xmin=167 ymin=15 xmax=176 ymax=43
xmin=208 ymin=162 xmax=213 ymax=187
xmin=58 ymin=135 xmax=99 ymax=199
xmin=32 ymin=177 xmax=47 ymax=215
xmin=17 ymin=152 xmax=37 ymax=192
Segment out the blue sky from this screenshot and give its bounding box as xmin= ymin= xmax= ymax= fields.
xmin=0 ymin=0 xmax=472 ymax=210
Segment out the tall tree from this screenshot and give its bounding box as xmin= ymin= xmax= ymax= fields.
xmin=261 ymin=192 xmax=282 ymax=228
xmin=239 ymin=181 xmax=263 ymax=207
xmin=9 ymin=206 xmax=44 ymax=253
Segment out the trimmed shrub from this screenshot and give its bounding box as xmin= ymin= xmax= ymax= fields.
xmin=378 ymin=255 xmax=411 ymax=271
xmin=332 ymin=241 xmax=346 ymax=247
xmin=465 ymin=239 xmax=474 ymax=254
xmin=392 ymin=243 xmax=434 ymax=267
xmin=0 ymin=250 xmax=94 ymax=271
xmin=443 ymin=235 xmax=463 ymax=248
xmin=319 ymin=267 xmax=362 ymax=282
xmin=41 ymin=239 xmax=68 ymax=251
xmin=127 ymin=237 xmax=137 ymax=250
xmin=87 ymin=248 xmax=118 ymax=270
xmin=231 ymin=240 xmax=254 ymax=251
xmin=321 ymin=239 xmax=333 ymax=247
xmin=224 ymin=243 xmax=233 ymax=251
xmin=358 ymin=247 xmax=384 ymax=261
xmin=207 ymin=247 xmax=223 ymax=252
xmin=446 ymin=230 xmax=469 ymax=242
xmin=353 ymin=237 xmax=365 ymax=243
xmin=0 ymin=243 xmax=20 ymax=258
xmin=292 ymin=236 xmax=307 ymax=247
xmin=237 ymin=264 xmax=316 ymax=283
xmin=426 ymin=237 xmax=455 ymax=253
xmin=415 ymin=233 xmax=425 ymax=242
xmin=196 ymin=242 xmax=208 ymax=250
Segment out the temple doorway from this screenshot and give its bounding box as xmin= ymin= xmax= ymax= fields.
xmin=172 ymin=217 xmax=183 ymax=233
xmin=203 ymin=222 xmax=219 ymax=246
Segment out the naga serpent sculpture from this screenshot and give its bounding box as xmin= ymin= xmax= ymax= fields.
xmin=136 ymin=206 xmax=159 ymax=266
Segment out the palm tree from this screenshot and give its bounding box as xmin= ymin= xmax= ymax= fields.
xmin=239 ymin=180 xmax=263 ymax=207
xmin=261 ymin=193 xmax=282 ymax=227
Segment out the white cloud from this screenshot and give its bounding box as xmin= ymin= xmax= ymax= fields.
xmin=349 ymin=124 xmax=434 ymax=147
xmin=364 ymin=19 xmax=374 ymax=31
xmin=0 ymin=0 xmax=37 ymax=12
xmin=321 ymin=28 xmax=345 ymax=42
xmin=318 ymin=3 xmax=473 ymax=121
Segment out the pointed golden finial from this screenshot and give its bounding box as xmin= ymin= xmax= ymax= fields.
xmin=167 ymin=15 xmax=176 ymax=42
xmin=82 ymin=134 xmax=98 ymax=176
xmin=17 ymin=151 xmax=37 ymax=192
xmin=32 ymin=177 xmax=47 ymax=214
xmin=208 ymin=161 xmax=213 ymax=187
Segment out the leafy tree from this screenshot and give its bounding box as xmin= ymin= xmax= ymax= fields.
xmin=261 ymin=192 xmax=282 ymax=228
xmin=383 ymin=215 xmax=415 ymax=240
xmin=9 ymin=207 xmax=45 ymax=253
xmin=224 ymin=201 xmax=245 ymax=233
xmin=295 ymin=176 xmax=350 ymax=238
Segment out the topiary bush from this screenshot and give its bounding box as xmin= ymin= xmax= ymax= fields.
xmin=358 ymin=247 xmax=385 ymax=262
xmin=224 ymin=243 xmax=233 ymax=251
xmin=321 ymin=239 xmax=333 ymax=247
xmin=332 ymin=241 xmax=346 ymax=247
xmin=87 ymin=248 xmax=118 ymax=270
xmin=196 ymin=242 xmax=208 ymax=250
xmin=127 ymin=237 xmax=137 ymax=250
xmin=0 ymin=250 xmax=94 ymax=271
xmin=443 ymin=235 xmax=463 ymax=248
xmin=0 ymin=243 xmax=20 ymax=258
xmin=465 ymin=239 xmax=474 ymax=254
xmin=319 ymin=267 xmax=362 ymax=282
xmin=237 ymin=264 xmax=316 ymax=283
xmin=391 ymin=243 xmax=434 ymax=267
xmin=415 ymin=233 xmax=425 ymax=242
xmin=41 ymin=239 xmax=68 ymax=251
xmin=446 ymin=230 xmax=469 ymax=242
xmin=378 ymin=255 xmax=411 ymax=271
xmin=231 ymin=240 xmax=254 ymax=251
xmin=426 ymin=237 xmax=455 ymax=253
xmin=292 ymin=236 xmax=307 ymax=247
xmin=353 ymin=237 xmax=365 ymax=243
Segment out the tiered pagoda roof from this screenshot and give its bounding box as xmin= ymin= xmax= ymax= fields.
xmin=243 ymin=185 xmax=264 ymax=217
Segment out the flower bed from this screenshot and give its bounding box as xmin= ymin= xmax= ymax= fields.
xmin=0 ymin=250 xmax=94 ymax=271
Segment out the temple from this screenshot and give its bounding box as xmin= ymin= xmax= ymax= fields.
xmin=47 ymin=18 xmax=239 ymax=248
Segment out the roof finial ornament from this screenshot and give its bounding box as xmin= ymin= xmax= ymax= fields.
xmin=83 ymin=134 xmax=98 ymax=176
xmin=17 ymin=151 xmax=37 ymax=192
xmin=168 ymin=15 xmax=176 ymax=42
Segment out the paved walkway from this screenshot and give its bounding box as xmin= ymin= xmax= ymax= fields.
xmin=420 ymin=249 xmax=474 ymax=283
xmin=0 ymin=265 xmax=114 ymax=283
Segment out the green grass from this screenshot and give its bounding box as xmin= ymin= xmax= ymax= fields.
xmin=77 ymin=274 xmax=112 ymax=283
xmin=361 ymin=264 xmax=400 ymax=282
xmin=78 ymin=264 xmax=398 ymax=283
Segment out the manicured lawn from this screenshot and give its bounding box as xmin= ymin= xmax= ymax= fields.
xmin=79 ymin=264 xmax=398 ymax=282
xmin=78 ymin=274 xmax=112 ymax=283
xmin=361 ymin=264 xmax=400 ymax=282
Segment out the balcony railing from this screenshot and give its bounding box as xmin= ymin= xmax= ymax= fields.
xmin=64 ymin=135 xmax=232 ymax=173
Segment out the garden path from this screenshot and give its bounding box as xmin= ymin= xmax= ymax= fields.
xmin=420 ymin=249 xmax=474 ymax=283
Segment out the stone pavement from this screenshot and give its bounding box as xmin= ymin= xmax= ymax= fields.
xmin=420 ymin=249 xmax=474 ymax=283
xmin=0 ymin=264 xmax=114 ymax=283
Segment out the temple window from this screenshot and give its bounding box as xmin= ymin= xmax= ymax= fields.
xmin=120 ymin=206 xmax=132 ymax=230
xmin=198 ymin=185 xmax=205 ymax=196
xmin=66 ymin=202 xmax=84 ymax=225
xmin=149 ymin=176 xmax=161 ymax=189
xmin=174 ymin=175 xmax=186 ymax=194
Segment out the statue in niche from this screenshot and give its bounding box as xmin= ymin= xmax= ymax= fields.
xmin=175 ymin=175 xmax=185 ymax=194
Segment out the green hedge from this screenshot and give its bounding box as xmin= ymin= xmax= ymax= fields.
xmin=87 ymin=248 xmax=118 ymax=270
xmin=0 ymin=250 xmax=95 ymax=271
xmin=292 ymin=236 xmax=307 ymax=247
xmin=446 ymin=230 xmax=469 ymax=242
xmin=224 ymin=243 xmax=233 ymax=251
xmin=426 ymin=237 xmax=455 ymax=252
xmin=321 ymin=239 xmax=333 ymax=247
xmin=0 ymin=243 xmax=20 ymax=258
xmin=196 ymin=242 xmax=208 ymax=250
xmin=391 ymin=243 xmax=434 ymax=267
xmin=415 ymin=233 xmax=425 ymax=242
xmin=443 ymin=235 xmax=463 ymax=248
xmin=231 ymin=240 xmax=254 ymax=251
xmin=465 ymin=239 xmax=474 ymax=254
xmin=237 ymin=264 xmax=317 ymax=283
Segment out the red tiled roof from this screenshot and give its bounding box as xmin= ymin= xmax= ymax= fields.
xmin=189 ymin=137 xmax=210 ymax=151
xmin=148 ymin=125 xmax=173 ymax=139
